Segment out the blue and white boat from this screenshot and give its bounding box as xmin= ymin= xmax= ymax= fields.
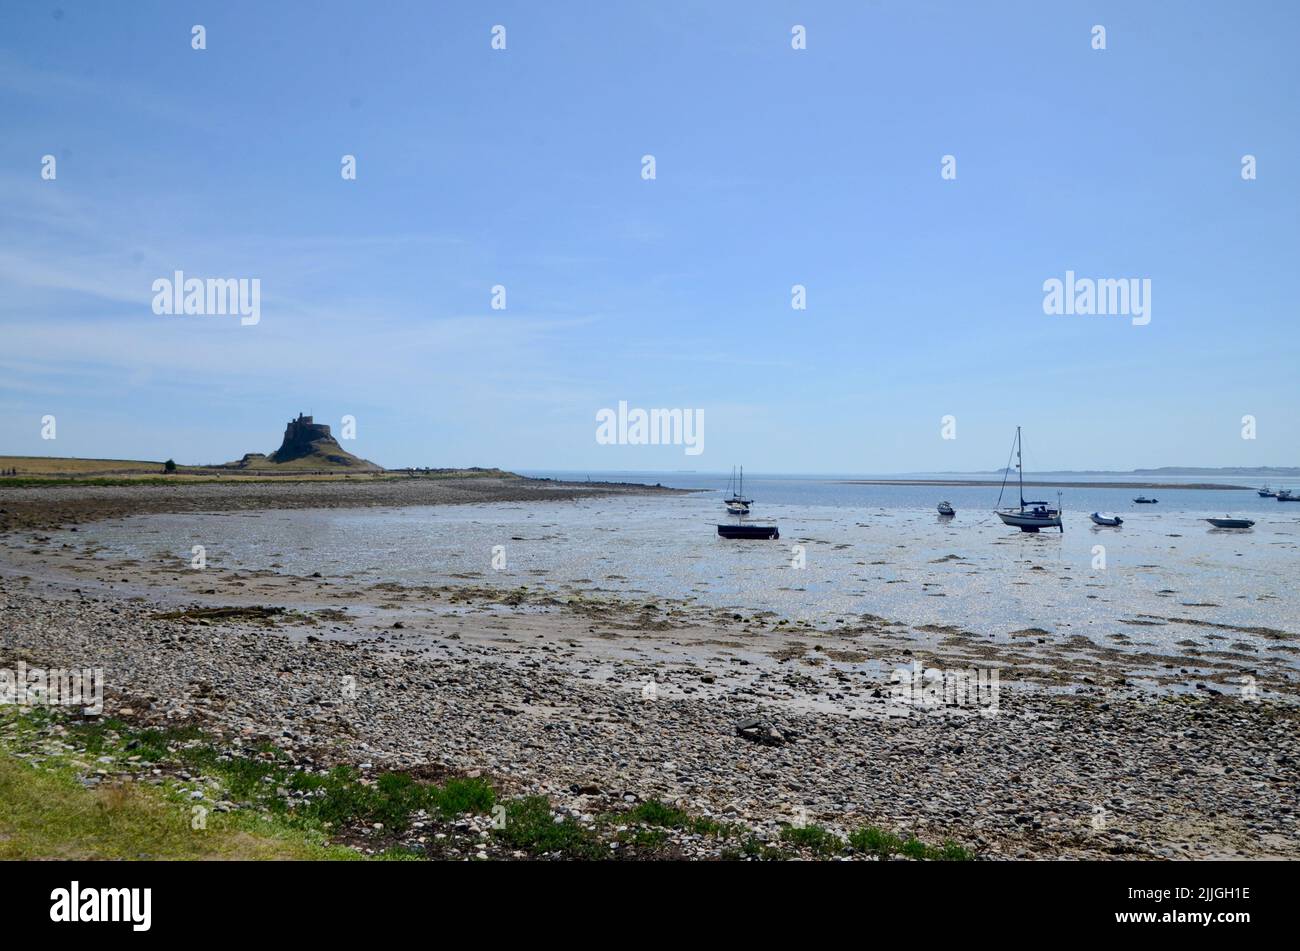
xmin=994 ymin=427 xmax=1062 ymax=532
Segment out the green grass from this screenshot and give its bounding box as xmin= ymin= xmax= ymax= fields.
xmin=731 ymin=835 xmax=791 ymax=861
xmin=494 ymin=796 xmax=605 ymax=859
xmin=4 ymin=708 xmax=613 ymax=861
xmin=622 ymin=800 xmax=693 ymax=828
xmin=0 ymin=477 xmax=192 ymax=487
xmin=3 ymin=710 xmax=977 ymax=861
xmin=0 ymin=752 xmax=357 ymax=860
xmin=173 ymin=751 xmax=497 ymax=836
xmin=618 ymin=827 xmax=669 ymax=849
xmin=605 ymin=801 xmax=977 ymax=862
xmin=848 ymin=825 xmax=973 ymax=861
xmin=54 ymin=716 xmax=206 ymax=761
xmin=437 ymin=776 xmax=497 ymax=817
xmin=0 ymin=708 xmax=498 ymax=855
xmin=0 ymin=454 xmax=520 ymax=487
xmin=616 ymin=799 xmax=741 ymax=841
xmin=780 ymin=824 xmax=845 ymax=856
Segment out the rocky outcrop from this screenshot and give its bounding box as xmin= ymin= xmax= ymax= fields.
xmin=269 ymin=414 xmax=332 ymax=462
xmin=222 ymin=414 xmax=381 ymax=470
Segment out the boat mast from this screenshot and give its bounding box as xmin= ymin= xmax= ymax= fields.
xmin=1017 ymin=426 xmax=1025 ymax=510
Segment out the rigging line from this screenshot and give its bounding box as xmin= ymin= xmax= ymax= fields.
xmin=995 ymin=429 xmax=1017 ymax=509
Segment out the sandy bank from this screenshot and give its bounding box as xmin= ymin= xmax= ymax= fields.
xmin=0 ymin=476 xmax=685 ymax=535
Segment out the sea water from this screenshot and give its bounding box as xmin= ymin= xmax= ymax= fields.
xmin=66 ymin=473 xmax=1299 ymax=672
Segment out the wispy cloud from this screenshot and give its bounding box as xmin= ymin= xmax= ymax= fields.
xmin=0 ymin=51 xmax=205 ymax=128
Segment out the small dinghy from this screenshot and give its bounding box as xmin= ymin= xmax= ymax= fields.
xmin=937 ymin=501 xmax=955 ymax=516
xmin=1133 ymin=496 xmax=1158 ymax=504
xmin=1090 ymin=512 xmax=1123 ymax=526
xmin=1206 ymin=516 xmax=1255 ymax=529
xmin=717 ymin=523 xmax=779 ymax=540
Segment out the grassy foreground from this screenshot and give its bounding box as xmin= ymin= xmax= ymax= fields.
xmin=0 ymin=754 xmax=355 ymax=860
xmin=0 ymin=708 xmax=974 ymax=861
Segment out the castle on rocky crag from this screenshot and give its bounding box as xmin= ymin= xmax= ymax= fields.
xmin=275 ymin=413 xmax=334 ymax=456
xmin=269 ymin=412 xmax=346 ymax=464
xmin=219 ymin=412 xmax=380 ymax=470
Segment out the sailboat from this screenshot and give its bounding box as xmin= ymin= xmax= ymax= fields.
xmin=995 ymin=427 xmax=1063 ymax=533
xmin=716 ymin=466 xmax=777 ymax=538
xmin=724 ymin=466 xmax=753 ymax=515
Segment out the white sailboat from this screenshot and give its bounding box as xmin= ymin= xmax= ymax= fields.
xmin=995 ymin=427 xmax=1063 ymax=533
xmin=724 ymin=466 xmax=752 ymax=516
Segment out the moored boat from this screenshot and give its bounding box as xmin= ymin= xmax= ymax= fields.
xmin=717 ymin=523 xmax=779 ymax=540
xmin=1258 ymin=485 xmax=1276 ymax=498
xmin=994 ymin=427 xmax=1063 ymax=532
xmin=1090 ymin=512 xmax=1123 ymax=526
xmin=723 ymin=466 xmax=753 ymax=514
xmin=997 ymin=505 xmax=1063 ymax=531
xmin=937 ymin=501 xmax=955 ymax=516
xmin=1133 ymin=496 xmax=1158 ymax=504
xmin=1206 ymin=516 xmax=1255 ymax=529
xmin=1278 ymin=489 xmax=1299 ymax=502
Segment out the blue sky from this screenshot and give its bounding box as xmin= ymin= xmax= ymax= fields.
xmin=2 ymin=1 xmax=1297 ymax=473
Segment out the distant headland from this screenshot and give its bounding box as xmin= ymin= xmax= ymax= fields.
xmin=0 ymin=412 xmax=511 ymax=482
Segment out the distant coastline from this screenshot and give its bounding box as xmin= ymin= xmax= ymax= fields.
xmin=837 ymin=479 xmax=1252 ymax=490
xmin=524 ymin=467 xmax=1295 ymax=480
xmin=957 ymin=466 xmax=1299 ymax=478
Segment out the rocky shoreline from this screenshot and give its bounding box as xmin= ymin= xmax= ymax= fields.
xmin=2 ymin=576 xmax=1296 ymax=859
xmin=1 ymin=480 xmax=1297 ymax=860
